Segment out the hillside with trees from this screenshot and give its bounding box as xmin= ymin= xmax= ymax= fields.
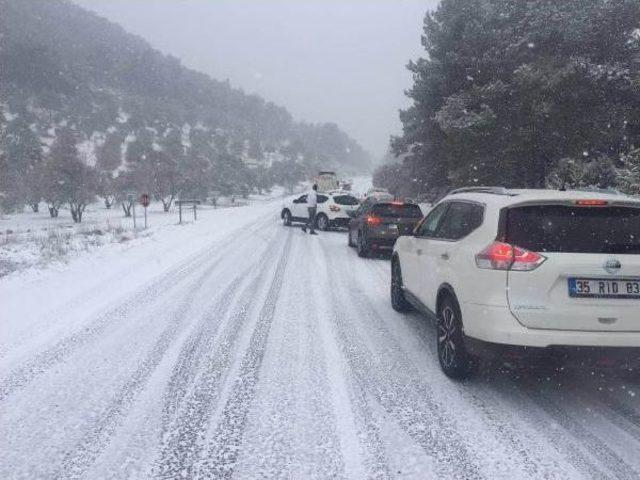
xmin=0 ymin=0 xmax=371 ymax=219
xmin=376 ymin=0 xmax=640 ymax=199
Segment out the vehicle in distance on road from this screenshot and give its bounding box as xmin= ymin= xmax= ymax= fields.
xmin=363 ymin=187 xmax=394 ymax=202
xmin=281 ymin=190 xmax=360 ymax=230
xmin=391 ymin=187 xmax=640 ymax=379
xmin=314 ymin=171 xmax=340 ymax=193
xmin=348 ymin=200 xmax=423 ymax=257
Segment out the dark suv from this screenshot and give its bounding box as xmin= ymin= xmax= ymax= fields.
xmin=348 ymin=201 xmax=423 ymax=257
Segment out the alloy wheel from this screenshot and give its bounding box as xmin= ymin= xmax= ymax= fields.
xmin=392 ymin=261 xmax=402 ymax=301
xmin=317 ymin=214 xmax=329 ymax=231
xmin=438 ymin=306 xmax=457 ymax=368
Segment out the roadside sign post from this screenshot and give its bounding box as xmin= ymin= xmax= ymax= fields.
xmin=176 ymin=199 xmax=201 ymax=224
xmin=139 ymin=193 xmax=150 ymax=229
xmin=210 ymin=191 xmax=220 ymax=209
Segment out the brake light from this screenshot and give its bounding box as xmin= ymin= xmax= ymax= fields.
xmin=575 ymin=199 xmax=608 ymax=207
xmin=475 ymin=242 xmax=546 ymax=271
xmin=366 ymin=216 xmax=382 ymax=226
xmin=391 ymin=201 xmax=404 ymax=206
xmin=329 ymin=205 xmax=341 ymax=212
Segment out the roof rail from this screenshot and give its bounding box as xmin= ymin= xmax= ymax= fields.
xmin=448 ymin=186 xmax=513 ymax=196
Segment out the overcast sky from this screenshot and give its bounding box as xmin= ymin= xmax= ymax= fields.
xmin=74 ymin=0 xmax=440 ymax=158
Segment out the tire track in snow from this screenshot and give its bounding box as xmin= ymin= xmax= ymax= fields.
xmin=0 ymin=216 xmax=274 ymax=362
xmin=157 ymin=275 xmax=244 ymax=435
xmin=567 ymin=376 xmax=640 ymax=444
xmin=46 ymin=221 xmax=280 ymax=479
xmin=49 ymin=237 xmax=267 ymax=480
xmin=307 ymin=239 xmax=392 ymax=480
xmin=153 ymin=234 xmax=284 ymax=480
xmin=317 ymin=240 xmax=482 ymax=479
xmin=516 ymin=377 xmax=640 ymax=480
xmin=195 ymin=232 xmax=292 ymax=479
xmin=231 ymin=234 xmax=353 ymax=479
xmin=157 ymin=223 xmax=280 ymax=434
xmin=0 ymin=226 xmax=263 ymax=403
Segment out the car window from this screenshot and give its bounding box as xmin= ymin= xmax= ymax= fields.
xmin=317 ymin=195 xmax=329 ymax=204
xmin=506 ymin=205 xmax=640 ymax=253
xmin=333 ymin=195 xmax=359 ymax=206
xmin=436 ymin=202 xmax=484 ymax=240
xmin=295 ymin=195 xmax=307 ymax=204
xmin=416 ymin=202 xmax=448 ymax=237
xmin=372 ymin=203 xmax=422 ymax=218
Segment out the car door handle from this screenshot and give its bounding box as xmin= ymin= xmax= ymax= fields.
xmin=441 ymin=252 xmax=450 ymax=260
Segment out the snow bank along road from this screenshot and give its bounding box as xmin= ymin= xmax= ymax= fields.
xmin=2 ymin=198 xmax=640 ymax=480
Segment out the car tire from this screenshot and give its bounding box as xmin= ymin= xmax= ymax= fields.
xmin=357 ymin=231 xmax=369 ymax=258
xmin=391 ymin=257 xmax=412 ymax=312
xmin=282 ymin=210 xmax=292 ymax=226
xmin=437 ymin=295 xmax=478 ymax=380
xmin=316 ymin=213 xmax=330 ymax=231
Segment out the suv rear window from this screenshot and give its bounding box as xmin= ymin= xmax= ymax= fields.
xmin=372 ymin=203 xmax=422 ymax=218
xmin=333 ymin=195 xmax=359 ymax=206
xmin=506 ymin=205 xmax=640 ymax=254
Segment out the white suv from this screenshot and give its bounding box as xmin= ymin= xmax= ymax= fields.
xmin=391 ymin=187 xmax=640 ymax=379
xmin=281 ymin=191 xmax=360 ymax=230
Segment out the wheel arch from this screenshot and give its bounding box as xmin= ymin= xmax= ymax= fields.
xmin=436 ymin=283 xmax=458 ymax=317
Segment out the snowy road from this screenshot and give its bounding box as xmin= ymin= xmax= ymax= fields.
xmin=2 ymin=199 xmax=640 ymax=479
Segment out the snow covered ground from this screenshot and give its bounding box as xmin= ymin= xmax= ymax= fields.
xmin=2 ymin=189 xmax=640 ymax=479
xmin=0 ymin=191 xmax=284 ymax=278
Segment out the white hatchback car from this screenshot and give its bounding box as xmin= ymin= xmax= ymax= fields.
xmin=391 ymin=187 xmax=640 ymax=379
xmin=281 ymin=190 xmax=360 ymax=230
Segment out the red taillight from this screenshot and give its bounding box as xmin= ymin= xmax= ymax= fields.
xmin=329 ymin=205 xmax=341 ymax=212
xmin=475 ymin=242 xmax=546 ymax=271
xmin=575 ymin=199 xmax=608 ymax=207
xmin=366 ymin=215 xmax=382 ymax=226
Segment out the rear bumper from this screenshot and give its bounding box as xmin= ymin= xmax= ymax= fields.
xmin=464 ymin=337 xmax=640 ymax=367
xmin=369 ymin=237 xmax=398 ymax=250
xmin=462 ymin=303 xmax=640 ymax=349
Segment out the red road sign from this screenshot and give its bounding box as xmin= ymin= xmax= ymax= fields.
xmin=140 ymin=193 xmax=150 ymax=207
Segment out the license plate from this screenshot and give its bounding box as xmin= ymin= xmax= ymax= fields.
xmin=388 ymin=224 xmax=398 ymax=231
xmin=568 ymin=278 xmax=640 ymax=299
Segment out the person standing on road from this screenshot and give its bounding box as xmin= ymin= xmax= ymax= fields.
xmin=302 ymin=184 xmax=318 ymax=235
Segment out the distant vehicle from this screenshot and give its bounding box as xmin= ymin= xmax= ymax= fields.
xmin=365 ymin=187 xmax=391 ymax=198
xmin=391 ymin=187 xmax=640 ymax=379
xmin=340 ymin=179 xmax=353 ymax=191
xmin=348 ymin=201 xmax=423 ymax=257
xmin=314 ymin=171 xmax=340 ymax=193
xmin=281 ymin=190 xmax=360 ymax=230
